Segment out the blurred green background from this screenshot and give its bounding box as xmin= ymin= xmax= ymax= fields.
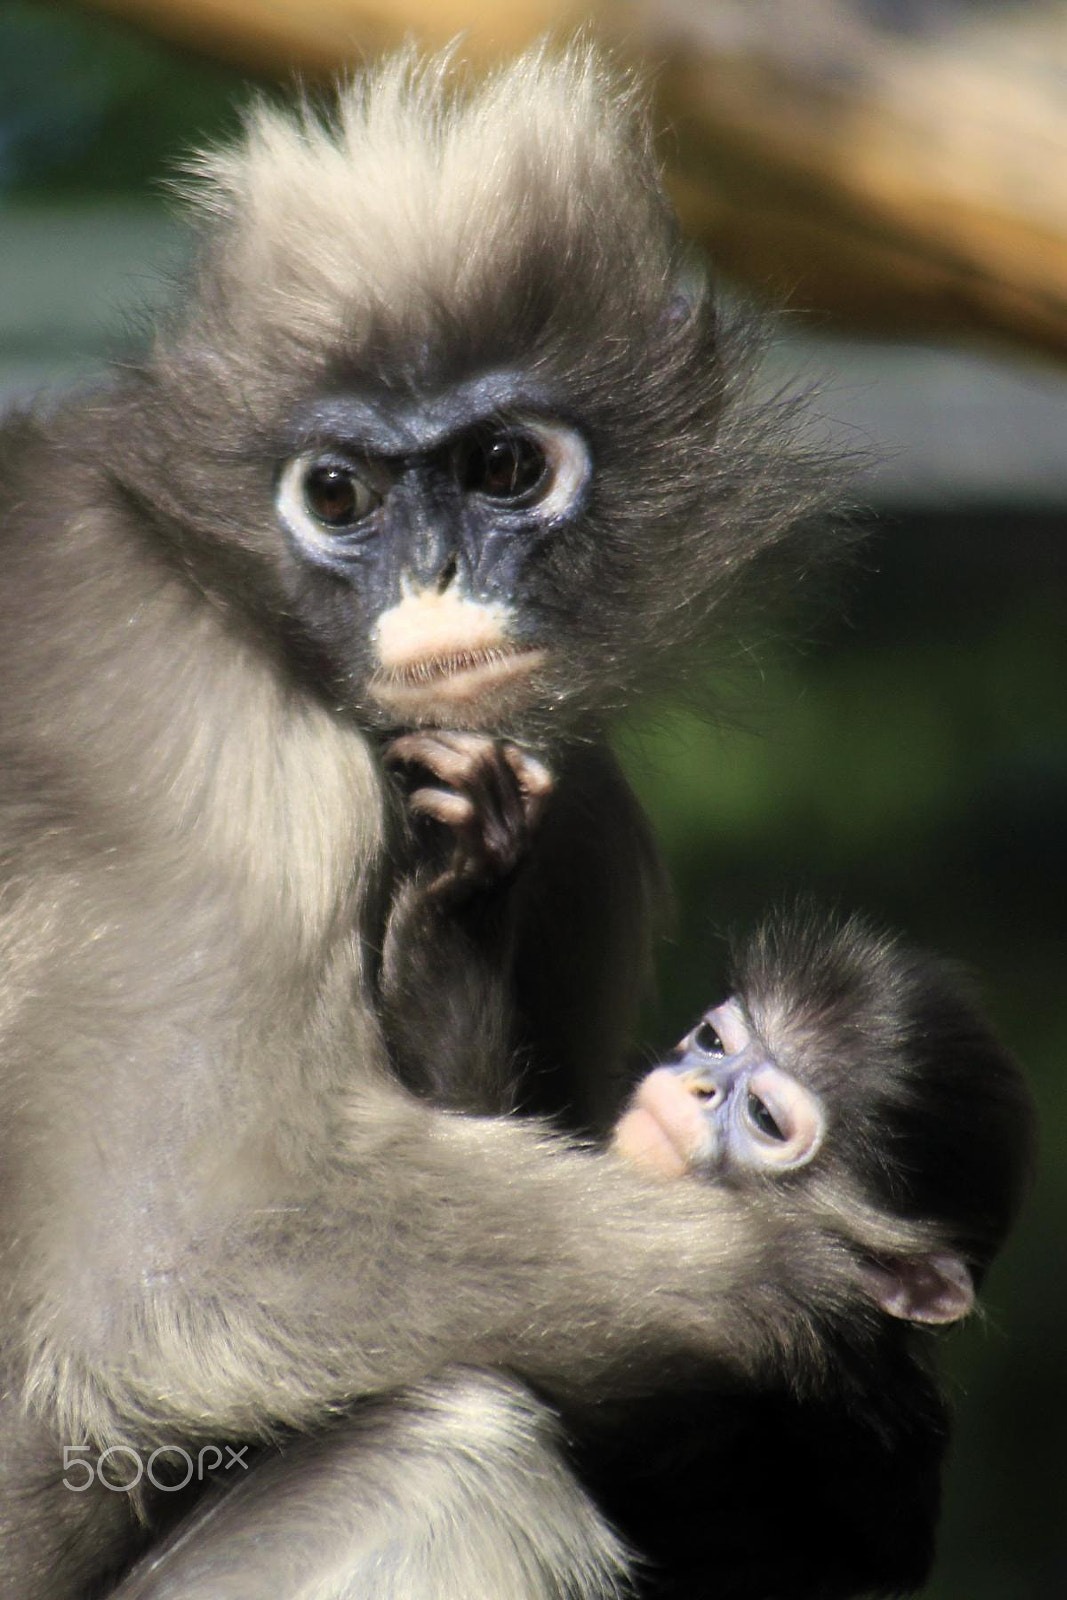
xmin=1 ymin=2 xmax=1064 ymax=1593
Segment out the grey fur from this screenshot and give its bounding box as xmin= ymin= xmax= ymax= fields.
xmin=0 ymin=44 xmax=859 ymax=1599
xmin=112 ymin=1373 xmax=629 ymax=1600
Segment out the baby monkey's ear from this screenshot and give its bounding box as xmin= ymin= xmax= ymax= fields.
xmin=863 ymin=1252 xmax=975 ymax=1326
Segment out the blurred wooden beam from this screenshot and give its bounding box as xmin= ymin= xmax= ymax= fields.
xmin=78 ymin=0 xmax=573 ymax=73
xmin=654 ymin=34 xmax=1067 ymax=362
xmin=76 ymin=0 xmax=1067 ymax=363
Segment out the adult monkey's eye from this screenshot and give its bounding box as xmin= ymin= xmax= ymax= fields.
xmin=276 ymin=454 xmax=386 ymax=558
xmin=460 ymin=428 xmax=548 ymax=501
xmin=747 ymin=1092 xmax=785 ymax=1141
xmin=456 ymin=418 xmax=590 ymax=519
xmin=692 ymin=1020 xmax=726 ymax=1057
xmin=302 ymin=463 xmax=381 ymax=527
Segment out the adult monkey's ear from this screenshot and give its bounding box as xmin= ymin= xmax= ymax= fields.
xmin=863 ymin=1252 xmax=975 ymax=1325
xmin=661 ymin=249 xmax=710 ymax=331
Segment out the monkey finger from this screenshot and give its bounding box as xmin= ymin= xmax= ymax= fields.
xmin=385 ymin=730 xmax=500 ymax=768
xmin=440 ymin=735 xmax=531 ymax=830
xmin=383 ymin=732 xmax=463 ymax=770
xmin=389 ymin=736 xmax=531 ymax=856
xmin=417 ymin=731 xmax=500 ymax=760
xmin=385 ymin=733 xmax=495 ymax=793
xmin=407 ymin=787 xmax=476 ymax=829
xmin=500 ymin=744 xmax=553 ymax=795
xmin=500 ymin=744 xmax=553 ymax=825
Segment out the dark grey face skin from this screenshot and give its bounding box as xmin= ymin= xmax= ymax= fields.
xmin=277 ymin=377 xmax=588 ymax=608
xmin=268 ymin=380 xmax=594 ymax=734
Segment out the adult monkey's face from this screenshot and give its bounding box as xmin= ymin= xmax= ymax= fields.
xmin=118 ymin=49 xmax=824 ymax=742
xmin=274 ymin=384 xmax=592 ymax=730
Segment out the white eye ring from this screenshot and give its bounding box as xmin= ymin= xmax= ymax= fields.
xmin=459 ymin=418 xmax=589 ymax=520
xmin=696 ymin=1000 xmax=749 ymax=1059
xmin=526 ymin=418 xmax=590 ymax=521
xmin=276 ymin=454 xmax=380 ymax=556
xmin=470 ymin=419 xmax=588 ymax=518
xmin=745 ymin=1090 xmax=785 ymax=1142
xmin=743 ymin=1065 xmax=826 ymax=1171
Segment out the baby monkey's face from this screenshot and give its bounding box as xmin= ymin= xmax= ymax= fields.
xmin=614 ymin=1002 xmax=825 ymax=1180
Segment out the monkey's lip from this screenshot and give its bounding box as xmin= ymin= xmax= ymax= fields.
xmin=368 ymin=646 xmax=546 ymax=713
xmin=613 ymin=1107 xmax=690 ymax=1179
xmin=613 ymin=1070 xmax=716 ymax=1178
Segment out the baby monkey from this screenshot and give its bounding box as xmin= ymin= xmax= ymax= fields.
xmin=614 ymin=909 xmax=1033 ymax=1327
xmin=384 ymin=734 xmax=1034 ymax=1596
xmin=390 ymin=731 xmax=1032 ymax=1326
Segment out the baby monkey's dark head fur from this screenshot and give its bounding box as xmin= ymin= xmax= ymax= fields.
xmin=103 ymin=45 xmax=840 ymax=743
xmin=735 ymin=909 xmax=1036 ymax=1290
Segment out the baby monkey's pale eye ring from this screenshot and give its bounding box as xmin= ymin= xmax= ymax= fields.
xmin=691 ymin=1000 xmax=749 ymax=1060
xmin=746 ymin=1092 xmax=785 ymax=1142
xmin=744 ymin=1065 xmax=826 ymax=1170
xmin=691 ymin=1019 xmax=725 ymax=1057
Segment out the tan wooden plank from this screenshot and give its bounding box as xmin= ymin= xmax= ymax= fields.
xmin=79 ymin=0 xmax=572 ymax=72
xmin=74 ymin=0 xmax=1067 ymax=360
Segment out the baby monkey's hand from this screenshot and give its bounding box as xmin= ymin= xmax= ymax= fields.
xmin=385 ymin=732 xmax=553 ymax=903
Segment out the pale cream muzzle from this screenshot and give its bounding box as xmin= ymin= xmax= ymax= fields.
xmin=368 ymin=578 xmax=546 ymax=722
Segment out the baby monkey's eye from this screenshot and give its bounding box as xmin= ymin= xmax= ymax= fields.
xmin=746 ymin=1092 xmax=785 ymax=1141
xmin=692 ymin=1020 xmax=725 ymax=1057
